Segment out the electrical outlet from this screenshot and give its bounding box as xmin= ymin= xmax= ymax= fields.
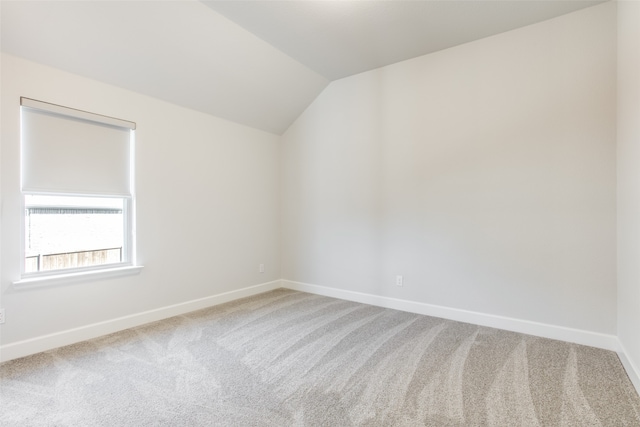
xmin=0 ymin=308 xmax=5 ymax=324
xmin=396 ymin=275 xmax=403 ymax=287
xmin=259 ymin=264 xmax=265 ymax=273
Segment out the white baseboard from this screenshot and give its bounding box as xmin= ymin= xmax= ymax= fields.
xmin=0 ymin=280 xmax=282 ymax=363
xmin=618 ymin=342 xmax=640 ymax=396
xmin=282 ymin=280 xmax=620 ymax=352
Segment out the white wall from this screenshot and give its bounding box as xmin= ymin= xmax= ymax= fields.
xmin=617 ymin=0 xmax=640 ymax=389
xmin=0 ymin=54 xmax=281 ymax=357
xmin=281 ymin=3 xmax=617 ymax=335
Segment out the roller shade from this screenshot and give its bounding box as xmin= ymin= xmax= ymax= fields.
xmin=21 ymin=97 xmax=135 ymax=196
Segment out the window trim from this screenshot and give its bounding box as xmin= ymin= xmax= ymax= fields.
xmin=18 ymin=98 xmax=139 ymax=283
xmin=13 ymin=265 xmax=144 ymax=289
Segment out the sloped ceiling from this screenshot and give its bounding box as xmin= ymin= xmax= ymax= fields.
xmin=0 ymin=0 xmax=328 ymax=135
xmin=1 ymin=0 xmax=605 ymax=135
xmin=203 ymin=0 xmax=605 ymax=81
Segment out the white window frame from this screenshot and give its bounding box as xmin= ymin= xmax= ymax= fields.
xmin=14 ymin=98 xmax=142 ymax=287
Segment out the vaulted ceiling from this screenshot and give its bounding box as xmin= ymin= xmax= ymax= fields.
xmin=1 ymin=0 xmax=605 ymax=135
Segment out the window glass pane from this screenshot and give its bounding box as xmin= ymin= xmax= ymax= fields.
xmin=24 ymin=195 xmax=125 ymax=273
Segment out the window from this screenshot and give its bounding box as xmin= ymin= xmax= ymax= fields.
xmin=19 ymin=97 xmax=137 ymax=279
xmin=24 ymin=195 xmax=126 ymax=273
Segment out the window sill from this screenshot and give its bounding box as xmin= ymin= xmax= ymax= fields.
xmin=13 ymin=265 xmax=143 ymax=289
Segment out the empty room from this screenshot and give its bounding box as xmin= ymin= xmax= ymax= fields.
xmin=1 ymin=0 xmax=639 ymax=425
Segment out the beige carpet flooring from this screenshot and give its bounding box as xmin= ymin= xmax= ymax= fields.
xmin=1 ymin=289 xmax=639 ymax=426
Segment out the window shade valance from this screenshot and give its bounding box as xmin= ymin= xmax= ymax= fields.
xmin=20 ymin=97 xmax=135 ymax=196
